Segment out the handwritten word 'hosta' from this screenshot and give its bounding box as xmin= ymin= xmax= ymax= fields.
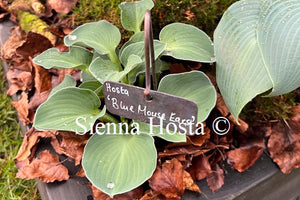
xmin=105 ymin=82 xmax=129 ymax=96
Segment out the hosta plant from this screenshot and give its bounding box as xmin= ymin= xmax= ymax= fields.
xmin=32 ymin=0 xmax=216 ymax=196
xmin=31 ymin=0 xmax=300 ymax=197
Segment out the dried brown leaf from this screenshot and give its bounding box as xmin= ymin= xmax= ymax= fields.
xmin=11 ymin=91 xmax=30 ymax=124
xmin=187 ymin=154 xmax=211 ymax=181
xmin=7 ymin=84 xmax=22 ymax=96
xmin=206 ymin=164 xmax=224 ymax=193
xmin=6 ymin=68 xmax=33 ymax=95
xmin=16 ymin=150 xmax=69 ymax=182
xmin=13 ymin=60 xmax=32 ymax=72
xmin=14 ymin=128 xmax=55 ymax=169
xmin=32 ymin=62 xmax=52 ymax=93
xmin=169 ymin=62 xmax=201 ymax=74
xmin=268 ymin=106 xmax=300 ymax=173
xmin=183 ymin=170 xmax=201 ymax=193
xmin=158 ymin=145 xmax=205 ymax=158
xmin=1 ymin=28 xmax=25 ymax=60
xmin=28 ymin=90 xmax=50 ymax=122
xmin=75 ymin=166 xmax=85 ymax=177
xmin=227 ymin=122 xmax=269 ymax=172
xmin=189 ymin=126 xmax=210 ymax=147
xmin=227 ymin=146 xmax=264 ymax=172
xmin=149 ymin=158 xmax=184 ymax=200
xmin=47 ymin=0 xmax=78 ymax=14
xmin=216 ymin=93 xmax=229 ymax=117
xmin=140 ymin=190 xmax=167 ymax=200
xmin=50 ymin=131 xmax=90 ymax=165
xmin=16 ymin=32 xmax=52 ymax=58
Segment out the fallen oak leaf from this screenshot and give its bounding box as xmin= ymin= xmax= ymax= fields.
xmin=16 ymin=150 xmax=69 ymax=182
xmin=206 ymin=164 xmax=224 ymax=193
xmin=149 ymin=158 xmax=184 ymax=200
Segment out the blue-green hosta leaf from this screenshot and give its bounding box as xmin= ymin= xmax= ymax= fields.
xmin=49 ymin=75 xmax=76 ymax=97
xmin=214 ymin=0 xmax=300 ymax=121
xmin=120 ymin=40 xmax=166 ymax=83
xmin=119 ymin=0 xmax=154 ymax=33
xmin=81 ymin=71 xmax=97 ymax=82
xmin=79 ymin=80 xmax=104 ymax=97
xmin=79 ymin=81 xmax=102 ymax=91
xmin=90 ymin=55 xmax=142 ymax=84
xmin=119 ymin=31 xmax=144 ymax=55
xmin=33 ymin=46 xmax=93 ymax=70
xmin=156 ymin=58 xmax=169 ymax=72
xmin=136 ymin=71 xmax=216 ymax=142
xmin=120 ymin=40 xmax=166 ymax=66
xmin=127 ymin=59 xmax=165 ymax=83
xmin=158 ymin=71 xmax=216 ymax=122
xmin=159 ymin=23 xmax=214 ymax=63
xmin=64 ymin=20 xmax=121 ymax=56
xmin=33 ymin=87 xmax=105 ymax=133
xmin=83 ymin=134 xmax=157 ymax=197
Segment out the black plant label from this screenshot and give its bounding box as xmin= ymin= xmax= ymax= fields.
xmin=103 ymin=81 xmax=198 ymax=134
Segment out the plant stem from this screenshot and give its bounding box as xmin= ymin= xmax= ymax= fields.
xmin=108 ymin=50 xmax=122 ymax=71
xmin=99 ymin=113 xmax=119 ymax=124
xmin=134 ymin=28 xmax=140 ymax=35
